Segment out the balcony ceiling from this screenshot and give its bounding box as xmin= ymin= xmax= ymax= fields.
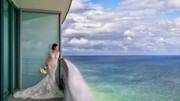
xmin=13 ymin=0 xmax=72 ymax=24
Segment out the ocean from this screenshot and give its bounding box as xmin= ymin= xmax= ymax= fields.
xmin=65 ymin=55 xmax=180 ymax=101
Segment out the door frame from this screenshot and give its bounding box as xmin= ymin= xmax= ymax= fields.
xmin=9 ymin=2 xmax=20 ymax=94
xmin=19 ymin=9 xmax=62 ymax=90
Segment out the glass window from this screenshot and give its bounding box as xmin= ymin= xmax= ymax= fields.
xmin=3 ymin=0 xmax=10 ymax=97
xmin=21 ymin=12 xmax=59 ymax=88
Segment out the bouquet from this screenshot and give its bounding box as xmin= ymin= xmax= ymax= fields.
xmin=40 ymin=65 xmax=48 ymax=76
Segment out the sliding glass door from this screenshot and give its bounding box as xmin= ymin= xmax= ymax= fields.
xmin=21 ymin=11 xmax=60 ymax=88
xmin=1 ymin=0 xmax=19 ymax=100
xmin=3 ymin=0 xmax=10 ymax=97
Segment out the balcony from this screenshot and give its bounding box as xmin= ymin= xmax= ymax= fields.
xmin=1 ymin=0 xmax=72 ymax=101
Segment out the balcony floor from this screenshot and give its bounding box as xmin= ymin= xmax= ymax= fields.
xmin=9 ymin=96 xmax=64 ymax=101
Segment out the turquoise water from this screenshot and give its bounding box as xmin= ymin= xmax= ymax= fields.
xmin=66 ymin=56 xmax=180 ymax=101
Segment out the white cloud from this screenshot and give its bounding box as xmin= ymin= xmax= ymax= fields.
xmin=62 ymin=0 xmax=180 ymax=55
xmin=175 ymin=17 xmax=180 ymax=25
xmin=118 ymin=0 xmax=172 ymax=16
xmin=124 ymin=30 xmax=135 ymax=37
xmin=68 ymin=37 xmax=89 ymax=46
xmin=127 ymin=36 xmax=133 ymax=41
xmin=70 ymin=0 xmax=85 ymax=11
xmin=159 ymin=37 xmax=165 ymax=42
xmin=168 ymin=0 xmax=180 ymax=8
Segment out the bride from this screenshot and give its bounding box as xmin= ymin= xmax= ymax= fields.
xmin=13 ymin=43 xmax=64 ymax=99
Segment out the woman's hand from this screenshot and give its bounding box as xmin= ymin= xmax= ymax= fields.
xmin=59 ymin=56 xmax=63 ymax=61
xmin=44 ymin=64 xmax=48 ymax=69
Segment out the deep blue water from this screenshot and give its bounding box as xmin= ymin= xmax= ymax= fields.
xmin=65 ymin=55 xmax=180 ymax=101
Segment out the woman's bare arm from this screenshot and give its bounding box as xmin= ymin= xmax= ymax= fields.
xmin=44 ymin=52 xmax=51 ymax=67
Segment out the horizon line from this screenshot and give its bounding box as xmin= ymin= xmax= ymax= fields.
xmin=63 ymin=54 xmax=180 ymax=56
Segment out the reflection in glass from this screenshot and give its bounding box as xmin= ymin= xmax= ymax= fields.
xmin=21 ymin=12 xmax=59 ymax=88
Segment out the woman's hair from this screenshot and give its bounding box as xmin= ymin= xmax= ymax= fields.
xmin=52 ymin=43 xmax=58 ymax=50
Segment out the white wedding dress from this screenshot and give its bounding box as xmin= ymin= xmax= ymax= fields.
xmin=13 ymin=52 xmax=64 ymax=99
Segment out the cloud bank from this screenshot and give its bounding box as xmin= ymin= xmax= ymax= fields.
xmin=62 ymin=0 xmax=180 ymax=55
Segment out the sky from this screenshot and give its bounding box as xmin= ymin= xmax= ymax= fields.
xmin=62 ymin=0 xmax=180 ymax=55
